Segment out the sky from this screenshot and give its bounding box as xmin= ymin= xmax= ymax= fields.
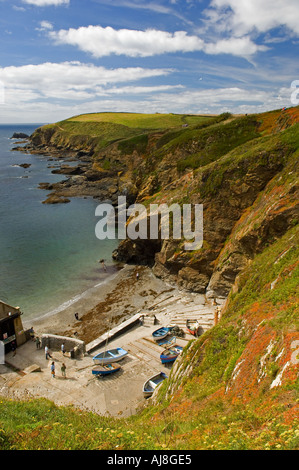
xmin=0 ymin=0 xmax=298 ymax=123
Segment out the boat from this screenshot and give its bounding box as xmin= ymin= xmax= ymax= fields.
xmin=186 ymin=319 xmax=203 ymax=337
xmin=160 ymin=345 xmax=183 ymax=364
xmin=92 ymin=363 xmax=121 ymax=376
xmin=92 ymin=347 xmax=128 ymax=365
xmin=143 ymin=372 xmax=167 ymax=398
xmin=158 ymin=336 xmax=176 ymax=347
xmin=152 ymin=326 xmax=172 ymax=341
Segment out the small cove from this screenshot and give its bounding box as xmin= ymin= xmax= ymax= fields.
xmin=0 ymin=124 xmax=119 ymax=321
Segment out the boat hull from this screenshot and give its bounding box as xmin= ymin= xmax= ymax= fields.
xmin=160 ymin=346 xmax=183 ymax=364
xmin=186 ymin=320 xmax=201 ymax=337
xmin=143 ymin=372 xmax=167 ymax=398
xmin=152 ymin=327 xmax=171 ymax=341
xmin=160 ymin=354 xmax=178 ymax=364
xmin=92 ymin=363 xmax=121 ymax=376
xmin=93 ymin=348 xmax=128 ymax=365
xmin=158 ymin=335 xmax=176 ymax=347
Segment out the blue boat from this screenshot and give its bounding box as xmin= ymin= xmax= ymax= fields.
xmin=93 ymin=347 xmax=128 ymax=365
xmin=160 ymin=345 xmax=183 ymax=364
xmin=92 ymin=363 xmax=121 ymax=376
xmin=152 ymin=326 xmax=172 ymax=341
xmin=143 ymin=372 xmax=168 ymax=398
xmin=158 ymin=336 xmax=176 ymax=347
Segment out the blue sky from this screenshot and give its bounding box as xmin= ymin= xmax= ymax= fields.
xmin=0 ymin=0 xmax=298 ymax=123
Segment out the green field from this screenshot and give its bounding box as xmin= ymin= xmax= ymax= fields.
xmin=67 ymin=112 xmax=215 ymax=129
xmin=40 ymin=112 xmax=218 ymax=153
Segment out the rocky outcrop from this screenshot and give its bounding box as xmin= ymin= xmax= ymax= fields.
xmin=206 ymin=167 xmax=299 ymax=298
xmin=177 ymin=267 xmax=210 ymax=293
xmin=42 ymin=194 xmax=71 ymax=204
xmin=11 ymin=132 xmax=29 ymax=139
xmin=12 ymin=163 xmax=31 ymax=169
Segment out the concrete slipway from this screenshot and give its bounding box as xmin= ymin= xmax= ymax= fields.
xmin=0 ymin=290 xmax=221 ymax=418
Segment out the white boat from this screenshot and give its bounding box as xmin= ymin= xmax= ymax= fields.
xmin=152 ymin=326 xmax=172 ymax=341
xmin=93 ymin=347 xmax=128 ymax=365
xmin=92 ymin=363 xmax=121 ymax=376
xmin=143 ymin=372 xmax=167 ymax=398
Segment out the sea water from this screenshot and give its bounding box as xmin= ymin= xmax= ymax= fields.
xmin=0 ymin=124 xmax=119 ymax=321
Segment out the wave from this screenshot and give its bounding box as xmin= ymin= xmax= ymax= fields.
xmin=30 ymin=267 xmax=123 ymax=323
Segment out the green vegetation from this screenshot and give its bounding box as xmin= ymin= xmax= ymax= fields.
xmin=38 ymin=112 xmax=217 ymax=157
xmin=175 ymin=116 xmax=260 ymax=171
xmin=67 ymin=112 xmax=214 ymax=129
xmin=43 ymin=120 xmax=142 ymax=150
xmin=117 ymin=133 xmax=149 ymax=155
xmin=227 ymin=227 xmax=299 ymax=329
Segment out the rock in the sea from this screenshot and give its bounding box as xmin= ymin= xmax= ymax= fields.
xmin=38 ymin=182 xmax=54 ymax=190
xmin=19 ymin=163 xmax=31 ymax=169
xmin=11 ymin=132 xmax=29 ymax=139
xmin=42 ymin=194 xmax=71 ymax=204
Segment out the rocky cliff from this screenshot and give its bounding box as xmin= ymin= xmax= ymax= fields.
xmin=113 ymin=109 xmax=299 ymax=301
xmin=25 ymin=109 xmax=299 ymax=302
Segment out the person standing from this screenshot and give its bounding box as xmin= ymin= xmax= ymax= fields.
xmin=50 ymin=362 xmax=55 ymax=378
xmin=61 ymin=363 xmax=66 ymax=379
xmin=45 ymin=345 xmax=52 ymax=360
xmin=29 ymin=327 xmax=35 ymax=341
xmin=61 ymin=343 xmax=65 ymax=356
xmin=99 ymin=259 xmax=107 ymax=271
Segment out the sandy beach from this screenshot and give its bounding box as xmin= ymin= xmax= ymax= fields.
xmin=25 ymin=264 xmax=177 ymax=344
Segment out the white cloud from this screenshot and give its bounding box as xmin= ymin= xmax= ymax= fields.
xmin=49 ymin=24 xmax=265 ymax=58
xmin=206 ymin=0 xmax=299 ymax=36
xmin=204 ymin=36 xmax=267 ymax=56
xmin=0 ymin=61 xmax=292 ymax=123
xmin=36 ymin=20 xmax=54 ymax=31
xmin=103 ymin=84 xmax=185 ymax=95
xmin=132 ymin=85 xmax=292 ymax=115
xmin=0 ymin=61 xmax=173 ymax=104
xmin=22 ymin=0 xmax=69 ymax=6
xmin=0 ymin=57 xmax=293 ymax=123
xmin=87 ymin=0 xmax=193 ymax=26
xmin=50 ymin=26 xmax=205 ymax=57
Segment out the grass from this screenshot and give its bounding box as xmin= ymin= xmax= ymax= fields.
xmin=38 ymin=113 xmax=217 ymax=157
xmin=175 ymin=115 xmax=260 ymax=171
xmin=46 ymin=120 xmax=142 ymax=149
xmin=194 ymin=122 xmax=299 ymax=199
xmin=226 ymin=226 xmax=299 ymax=329
xmin=67 ymin=112 xmax=214 ymax=129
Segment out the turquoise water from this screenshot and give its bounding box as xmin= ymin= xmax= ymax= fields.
xmin=0 ymin=124 xmax=119 ymax=321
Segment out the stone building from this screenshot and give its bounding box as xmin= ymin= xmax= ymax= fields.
xmin=0 ymin=300 xmax=27 ymax=353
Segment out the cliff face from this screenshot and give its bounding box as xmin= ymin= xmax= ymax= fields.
xmin=113 ymin=109 xmax=299 ymax=302
xmin=27 ymin=109 xmax=299 ymax=303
